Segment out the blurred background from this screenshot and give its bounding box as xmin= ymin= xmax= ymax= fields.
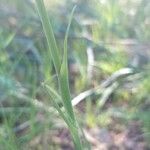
xmin=0 ymin=0 xmax=150 ymax=149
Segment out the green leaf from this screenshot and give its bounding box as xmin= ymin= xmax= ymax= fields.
xmin=59 ymin=6 xmax=76 ymax=121
xmin=36 ymin=0 xmax=61 ymax=74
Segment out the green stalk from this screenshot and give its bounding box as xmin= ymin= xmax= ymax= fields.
xmin=36 ymin=0 xmax=61 ymax=74
xmin=59 ymin=6 xmax=76 ymax=122
xmin=35 ymin=0 xmax=83 ymax=149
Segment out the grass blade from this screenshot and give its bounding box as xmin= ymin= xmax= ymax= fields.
xmin=36 ymin=0 xmax=61 ymax=74
xmin=59 ymin=5 xmax=76 ymax=121
xmin=59 ymin=6 xmax=83 ymax=149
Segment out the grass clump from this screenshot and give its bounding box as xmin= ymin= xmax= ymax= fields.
xmin=35 ymin=0 xmax=86 ymax=149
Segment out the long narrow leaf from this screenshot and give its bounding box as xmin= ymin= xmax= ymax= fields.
xmin=59 ymin=7 xmax=83 ymax=149
xmin=59 ymin=6 xmax=76 ymax=120
xmin=43 ymin=84 xmax=68 ymax=123
xmin=36 ymin=0 xmax=61 ymax=73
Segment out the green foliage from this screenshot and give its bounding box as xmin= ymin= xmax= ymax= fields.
xmin=35 ymin=0 xmax=84 ymax=149
xmin=0 ymin=0 xmax=149 ymax=149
